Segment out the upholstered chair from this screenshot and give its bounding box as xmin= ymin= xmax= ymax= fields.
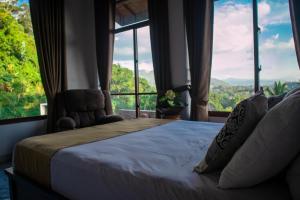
xmin=55 ymin=89 xmax=123 ymax=131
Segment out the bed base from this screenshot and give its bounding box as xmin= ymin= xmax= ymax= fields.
xmin=4 ymin=168 xmax=67 ymax=200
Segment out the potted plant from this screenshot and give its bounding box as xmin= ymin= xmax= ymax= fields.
xmin=157 ymin=90 xmax=187 ymax=119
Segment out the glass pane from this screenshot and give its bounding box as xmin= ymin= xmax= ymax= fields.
xmin=139 ymin=94 xmax=156 ymax=118
xmin=111 ymin=95 xmax=136 ymax=119
xmin=258 ymin=0 xmax=300 ymax=96
xmin=112 ymin=30 xmax=135 ymax=93
xmin=115 ymin=0 xmax=149 ymax=29
xmin=210 ymin=0 xmax=254 ymax=111
xmin=137 ymin=26 xmax=156 ymax=93
xmin=0 ymin=1 xmax=46 ymax=120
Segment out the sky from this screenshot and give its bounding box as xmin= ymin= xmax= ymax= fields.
xmin=114 ymin=0 xmax=299 ymax=83
xmin=211 ymin=0 xmax=299 ymax=81
xmin=17 ymin=0 xmax=299 ymax=83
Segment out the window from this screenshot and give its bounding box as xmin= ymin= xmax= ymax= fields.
xmin=258 ymin=0 xmax=300 ymax=96
xmin=0 ymin=0 xmax=46 ymax=120
xmin=111 ymin=0 xmax=156 ymax=119
xmin=210 ymin=0 xmax=299 ymax=112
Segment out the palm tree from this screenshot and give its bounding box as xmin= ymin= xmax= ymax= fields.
xmin=265 ymin=81 xmax=288 ymax=96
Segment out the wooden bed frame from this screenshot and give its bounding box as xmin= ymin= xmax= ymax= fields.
xmin=4 ymin=168 xmax=67 ymax=200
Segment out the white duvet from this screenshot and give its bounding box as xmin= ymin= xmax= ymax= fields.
xmin=50 ymin=120 xmax=290 ymax=200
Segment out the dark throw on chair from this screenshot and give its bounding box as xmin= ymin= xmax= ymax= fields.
xmin=55 ymin=89 xmax=123 ymax=131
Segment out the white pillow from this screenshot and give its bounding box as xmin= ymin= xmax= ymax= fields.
xmin=219 ymin=91 xmax=300 ymax=189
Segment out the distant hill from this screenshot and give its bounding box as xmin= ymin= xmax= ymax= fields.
xmin=211 ymin=78 xmax=230 ymax=87
xmin=224 ymin=78 xmax=275 ymax=86
xmin=139 ymin=70 xmax=155 ymax=86
xmin=138 ymin=71 xmax=299 ymax=89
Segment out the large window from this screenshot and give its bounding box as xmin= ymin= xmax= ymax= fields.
xmin=111 ymin=0 xmax=156 ymax=119
xmin=0 ymin=0 xmax=46 ymax=120
xmin=258 ymin=0 xmax=300 ymax=95
xmin=210 ymin=0 xmax=299 ymax=111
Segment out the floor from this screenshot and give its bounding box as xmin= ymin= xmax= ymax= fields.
xmin=0 ymin=164 xmax=10 ymax=200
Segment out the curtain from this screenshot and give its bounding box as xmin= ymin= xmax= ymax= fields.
xmin=148 ymin=0 xmax=172 ymax=99
xmin=29 ymin=0 xmax=66 ymax=132
xmin=94 ymin=0 xmax=115 ymax=114
xmin=289 ymin=0 xmax=300 ymax=68
xmin=184 ymin=0 xmax=214 ymax=121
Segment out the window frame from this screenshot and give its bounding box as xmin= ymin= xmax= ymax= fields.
xmin=111 ymin=19 xmax=157 ymax=118
xmin=210 ymin=0 xmax=268 ymax=115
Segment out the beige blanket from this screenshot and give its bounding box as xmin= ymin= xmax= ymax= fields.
xmin=14 ymin=118 xmax=171 ymax=188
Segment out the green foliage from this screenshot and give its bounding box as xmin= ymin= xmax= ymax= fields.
xmin=209 ymin=85 xmax=253 ymax=111
xmin=111 ymin=64 xmax=156 ymax=113
xmin=265 ymin=81 xmax=288 ymax=96
xmin=158 ymin=90 xmax=186 ymax=108
xmin=0 ymin=1 xmax=46 ymax=120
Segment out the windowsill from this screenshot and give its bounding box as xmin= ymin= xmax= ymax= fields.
xmin=0 ymin=115 xmax=47 ymax=126
xmin=208 ymin=111 xmax=230 ymax=118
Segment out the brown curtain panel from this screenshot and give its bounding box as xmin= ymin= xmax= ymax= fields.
xmin=148 ymin=0 xmax=172 ymax=98
xmin=29 ymin=0 xmax=66 ymax=132
xmin=184 ymin=0 xmax=214 ymax=121
xmin=289 ymin=0 xmax=300 ymax=68
xmin=94 ymin=0 xmax=115 ymax=114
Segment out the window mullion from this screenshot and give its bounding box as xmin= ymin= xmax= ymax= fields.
xmin=252 ymin=0 xmax=260 ymax=92
xmin=133 ymin=28 xmax=140 ymax=118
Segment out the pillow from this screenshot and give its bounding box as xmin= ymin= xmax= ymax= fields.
xmin=194 ymin=91 xmax=267 ymax=174
xmin=267 ymin=93 xmax=286 ymax=110
xmin=219 ymin=90 xmax=300 ymax=189
xmin=285 ymin=87 xmax=300 ymax=99
xmin=286 ymin=154 xmax=300 ymax=200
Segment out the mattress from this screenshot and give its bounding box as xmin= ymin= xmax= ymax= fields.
xmin=13 ymin=118 xmax=171 ymax=187
xmin=50 ymin=120 xmax=291 ymax=200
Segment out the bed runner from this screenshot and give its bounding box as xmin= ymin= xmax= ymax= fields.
xmin=14 ymin=118 xmax=171 ymax=188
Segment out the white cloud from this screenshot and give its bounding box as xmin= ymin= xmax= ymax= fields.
xmin=212 ymin=2 xmax=254 ymax=79
xmin=113 ymin=47 xmax=133 ymax=56
xmin=139 ymin=61 xmax=153 ymax=72
xmin=212 ymin=1 xmax=299 ymax=81
xmin=113 ymin=60 xmax=134 ymax=70
xmin=113 ymin=60 xmax=153 ymax=72
xmin=258 ymin=1 xmax=290 ymax=31
xmin=261 ymin=36 xmax=295 ymax=50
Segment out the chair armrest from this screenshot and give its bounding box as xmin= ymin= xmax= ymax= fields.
xmin=56 ymin=117 xmax=76 ymax=131
xmin=96 ymin=115 xmax=124 ymax=125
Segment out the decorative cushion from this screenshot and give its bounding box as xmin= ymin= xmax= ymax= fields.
xmin=194 ymin=91 xmax=267 ymax=174
xmin=267 ymin=93 xmax=286 ymax=110
xmin=286 ymin=154 xmax=300 ymax=200
xmin=219 ymin=90 xmax=300 ymax=189
xmin=284 ymin=87 xmax=300 ymax=99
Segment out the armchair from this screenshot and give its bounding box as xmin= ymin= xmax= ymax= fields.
xmin=55 ymin=89 xmax=123 ymax=131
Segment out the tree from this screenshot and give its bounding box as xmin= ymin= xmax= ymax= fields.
xmin=0 ymin=1 xmax=46 ymax=119
xmin=111 ymin=64 xmax=156 ymax=113
xmin=265 ymin=81 xmax=288 ymax=96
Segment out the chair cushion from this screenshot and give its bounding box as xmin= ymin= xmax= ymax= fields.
xmin=219 ymin=90 xmax=300 ymax=189
xmin=64 ymin=89 xmax=105 ymax=112
xmin=194 ymin=91 xmax=267 ymax=174
xmin=63 ymin=90 xmax=106 ymax=128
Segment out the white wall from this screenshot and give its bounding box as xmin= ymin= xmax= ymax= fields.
xmin=168 ymin=0 xmax=190 ymax=119
xmin=0 ymin=120 xmax=47 ymax=163
xmin=64 ymin=0 xmax=99 ymax=89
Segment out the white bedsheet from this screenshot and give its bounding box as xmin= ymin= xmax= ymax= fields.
xmin=51 ymin=120 xmax=291 ymax=200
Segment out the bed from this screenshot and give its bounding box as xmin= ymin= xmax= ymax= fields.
xmin=7 ymin=119 xmax=291 ymax=200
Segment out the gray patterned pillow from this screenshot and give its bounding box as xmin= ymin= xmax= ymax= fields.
xmin=194 ymin=91 xmax=267 ymax=174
